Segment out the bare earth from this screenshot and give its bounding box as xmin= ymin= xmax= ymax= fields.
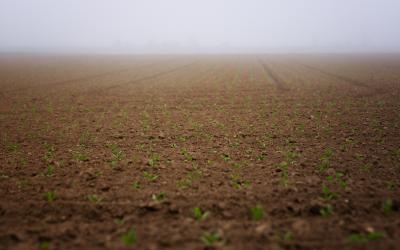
xmin=0 ymin=54 xmax=399 ymax=250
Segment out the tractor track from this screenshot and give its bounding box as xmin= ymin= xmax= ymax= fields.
xmin=297 ymin=62 xmax=372 ymax=89
xmin=258 ymin=59 xmax=289 ymax=92
xmin=0 ymin=58 xmax=175 ymax=95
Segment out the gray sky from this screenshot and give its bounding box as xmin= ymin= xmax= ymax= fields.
xmin=1 ymin=0 xmax=400 ymax=53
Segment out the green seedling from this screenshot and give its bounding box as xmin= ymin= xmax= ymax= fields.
xmin=87 ymin=194 xmax=103 ymax=203
xmin=386 ymin=181 xmax=395 ymax=190
xmin=277 ymin=161 xmax=289 ymax=187
xmin=0 ymin=173 xmax=9 ymax=180
xmin=275 ymin=150 xmax=300 ymax=187
xmin=317 ymin=149 xmax=333 ymax=172
xmin=44 ymin=191 xmax=56 ymax=202
xmin=6 ymin=142 xmax=20 ymax=153
xmin=322 ymin=184 xmax=338 ymax=200
xmin=114 ymin=218 xmax=124 ymax=226
xmin=121 ymin=228 xmax=137 ymax=246
xmin=382 ymin=199 xmax=393 ymax=214
xmin=137 ymin=143 xmax=146 ymax=151
xmin=354 ymin=153 xmax=365 ymax=161
xmin=361 ymin=163 xmax=371 ymax=172
xmin=109 ymin=144 xmax=124 ymax=167
xmin=140 ymin=111 xmax=150 ymax=132
xmin=43 ymin=143 xmax=55 ymax=163
xmin=17 ymin=156 xmax=28 ymax=167
xmin=132 ymin=181 xmax=141 ymax=190
xmin=147 ymin=154 xmax=160 ymax=167
xmin=151 ymin=192 xmax=166 ymax=202
xmin=283 ymin=231 xmax=294 ymax=241
xmin=221 ymin=153 xmax=230 ymax=162
xmin=192 ymin=207 xmax=210 ymax=221
xmin=78 ymin=131 xmax=92 ymax=148
xmin=340 ymin=138 xmax=355 ymax=152
xmin=336 ymin=172 xmax=347 ymax=188
xmin=348 ymin=231 xmax=385 ymax=242
xmin=326 ymin=172 xmax=347 ymax=189
xmin=201 ymin=232 xmax=222 ymax=246
xmin=181 ymin=148 xmax=194 ymax=161
xmin=95 ymin=170 xmax=102 ymax=177
xmin=230 ymin=173 xmax=251 ymax=189
xmin=73 ymin=152 xmax=89 ymax=162
xmin=178 ymin=135 xmax=188 ymax=142
xmin=177 ymin=168 xmax=202 ymax=189
xmin=392 ymin=149 xmax=400 ymax=160
xmin=143 ymin=171 xmax=158 ymax=182
xmin=44 ymin=165 xmax=55 ymax=177
xmin=250 ymin=205 xmax=264 ymax=220
xmin=296 ymin=124 xmax=305 ymax=134
xmin=257 ymin=154 xmax=266 ymax=161
xmin=38 ymin=241 xmax=50 ymax=250
xmin=17 ymin=179 xmax=31 ymax=189
xmin=319 ymin=204 xmax=333 ymax=217
xmin=285 ymin=150 xmax=299 ymax=164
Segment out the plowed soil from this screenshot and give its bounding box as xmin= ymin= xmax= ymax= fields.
xmin=1 ymin=54 xmax=399 ymax=250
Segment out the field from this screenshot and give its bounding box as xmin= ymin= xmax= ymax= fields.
xmin=0 ymin=54 xmax=399 ymax=250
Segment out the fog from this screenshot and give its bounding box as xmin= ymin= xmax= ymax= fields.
xmin=1 ymin=0 xmax=400 ymax=54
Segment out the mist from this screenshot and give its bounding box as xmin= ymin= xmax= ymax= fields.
xmin=1 ymin=0 xmax=400 ymax=54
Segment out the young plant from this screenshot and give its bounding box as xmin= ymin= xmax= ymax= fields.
xmin=132 ymin=181 xmax=141 ymax=190
xmin=78 ymin=131 xmax=92 ymax=148
xmin=44 ymin=191 xmax=56 ymax=202
xmin=121 ymin=228 xmax=136 ymax=246
xmin=231 ymin=172 xmax=251 ymax=189
xmin=392 ymin=148 xmax=400 ymax=160
xmin=6 ymin=142 xmax=20 ymax=153
xmin=192 ymin=207 xmax=210 ymax=221
xmin=319 ymin=204 xmax=334 ymax=217
xmin=43 ymin=143 xmax=55 ymax=163
xmin=250 ymin=205 xmax=264 ymax=220
xmin=322 ymin=184 xmax=338 ymax=200
xmin=277 ymin=161 xmax=289 ymax=187
xmin=38 ymin=241 xmax=50 ymax=250
xmin=326 ymin=172 xmax=347 ymax=189
xmin=151 ymin=192 xmax=166 ymax=202
xmin=181 ymin=148 xmax=194 ymax=161
xmin=317 ymin=149 xmax=333 ymax=172
xmin=87 ymin=194 xmax=103 ymax=203
xmin=283 ymin=231 xmax=294 ymax=242
xmin=201 ymin=232 xmax=222 ymax=246
xmin=177 ymin=167 xmax=202 ymax=189
xmin=143 ymin=171 xmax=158 ymax=182
xmin=382 ymin=199 xmax=393 ymax=214
xmin=73 ymin=151 xmax=89 ymax=162
xmin=147 ymin=154 xmax=160 ymax=167
xmin=386 ymin=181 xmax=395 ymax=190
xmin=221 ymin=153 xmax=230 ymax=162
xmin=114 ymin=218 xmax=124 ymax=226
xmin=109 ymin=144 xmax=124 ymax=168
xmin=348 ymin=231 xmax=385 ymax=242
xmin=44 ymin=165 xmax=55 ymax=177
xmin=335 ymin=172 xmax=347 ymax=189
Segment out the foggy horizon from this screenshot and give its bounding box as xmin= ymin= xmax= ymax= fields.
xmin=1 ymin=0 xmax=400 ymax=54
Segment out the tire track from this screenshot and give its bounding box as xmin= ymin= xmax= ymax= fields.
xmin=258 ymin=59 xmax=289 ymax=92
xmin=1 ymin=68 xmax=129 ymax=94
xmin=53 ymin=60 xmax=199 ymax=99
xmin=0 ymin=62 xmax=214 ymax=114
xmin=102 ymin=61 xmax=198 ymax=91
xmin=297 ymin=62 xmax=371 ymax=88
xmin=0 ymin=58 xmax=174 ymax=94
xmin=14 ymin=59 xmax=190 ymax=100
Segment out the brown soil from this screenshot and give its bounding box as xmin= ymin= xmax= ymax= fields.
xmin=0 ymin=54 xmax=399 ymax=250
